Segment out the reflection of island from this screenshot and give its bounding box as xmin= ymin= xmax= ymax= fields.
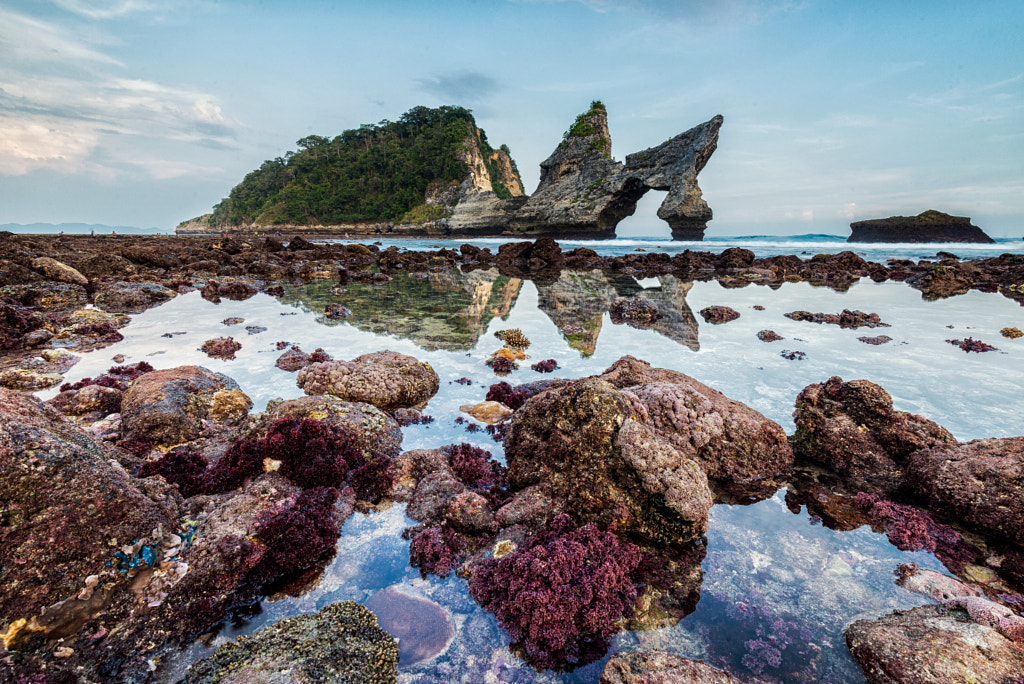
xmin=536 ymin=271 xmax=699 ymax=356
xmin=278 ymin=269 xmax=522 ymax=351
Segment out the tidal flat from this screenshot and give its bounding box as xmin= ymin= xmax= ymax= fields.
xmin=3 ymin=234 xmax=1024 ymax=683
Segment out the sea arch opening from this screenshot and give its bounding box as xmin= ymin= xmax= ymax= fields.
xmin=613 ymin=188 xmax=671 ymax=240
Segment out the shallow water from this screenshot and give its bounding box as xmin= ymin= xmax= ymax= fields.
xmin=39 ymin=269 xmax=1024 ymax=682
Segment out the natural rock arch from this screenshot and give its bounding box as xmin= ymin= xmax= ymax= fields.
xmin=446 ymin=103 xmax=723 ymax=240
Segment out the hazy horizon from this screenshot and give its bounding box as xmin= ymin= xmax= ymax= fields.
xmin=2 ymin=1 xmax=1022 ymax=237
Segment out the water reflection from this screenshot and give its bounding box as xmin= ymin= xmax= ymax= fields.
xmin=536 ymin=272 xmax=700 ymax=355
xmin=278 ymin=269 xmax=523 ymax=351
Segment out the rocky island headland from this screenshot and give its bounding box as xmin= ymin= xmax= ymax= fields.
xmin=849 ymin=210 xmax=996 ymax=244
xmin=178 ymin=102 xmax=723 ymax=241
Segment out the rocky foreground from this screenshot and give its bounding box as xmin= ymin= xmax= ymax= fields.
xmin=2 ymin=231 xmax=1024 ymax=683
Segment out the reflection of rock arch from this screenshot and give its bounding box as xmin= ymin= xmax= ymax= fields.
xmin=536 ymin=270 xmax=700 ymax=356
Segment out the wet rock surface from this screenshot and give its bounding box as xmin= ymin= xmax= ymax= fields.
xmin=184 ymin=601 xmax=398 ymax=683
xmin=0 ymin=388 xmax=177 ymax=624
xmin=845 ymin=605 xmax=1024 ymax=684
xmin=296 ymin=350 xmax=440 ymax=409
xmin=906 ymin=436 xmax=1024 ymax=545
xmin=120 ymin=365 xmax=252 ymax=447
xmin=792 ymin=376 xmax=955 ymax=496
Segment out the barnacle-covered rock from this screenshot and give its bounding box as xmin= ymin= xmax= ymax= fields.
xmin=183 ymin=601 xmax=396 ymax=683
xmin=0 ymin=387 xmax=177 ymax=626
xmin=296 ymin=350 xmax=439 ymax=410
xmin=792 ymin=376 xmax=955 ymax=496
xmin=120 ymin=365 xmax=251 ymax=447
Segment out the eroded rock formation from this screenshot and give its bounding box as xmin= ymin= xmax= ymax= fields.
xmin=448 ymin=103 xmax=723 ymax=239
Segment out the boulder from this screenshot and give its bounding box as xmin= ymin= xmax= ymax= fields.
xmin=600 ymin=356 xmax=793 ymax=483
xmin=845 ymin=605 xmax=1024 ymax=683
xmin=160 ymin=474 xmax=353 ymax=641
xmin=600 ymin=650 xmax=742 ymax=684
xmin=31 ymin=256 xmax=88 ymax=286
xmin=183 ymin=601 xmax=397 ymax=684
xmin=93 ymin=281 xmax=175 ymax=314
xmin=49 ymin=385 xmax=123 ymax=417
xmin=275 ymin=346 xmax=311 ymax=371
xmin=254 ymin=395 xmax=402 ymax=466
xmin=1 ymin=281 xmax=87 ymax=310
xmin=120 ymin=366 xmax=252 ymax=447
xmin=905 ymin=436 xmax=1024 ymax=545
xmin=0 ymin=388 xmax=177 ymax=625
xmin=792 ymin=376 xmax=955 ymax=495
xmin=849 ymin=210 xmax=995 ymax=243
xmin=296 ymin=350 xmax=440 ymax=410
xmin=505 ymin=376 xmax=713 ymax=544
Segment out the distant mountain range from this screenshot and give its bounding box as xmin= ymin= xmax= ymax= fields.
xmin=0 ymin=223 xmax=164 ymax=235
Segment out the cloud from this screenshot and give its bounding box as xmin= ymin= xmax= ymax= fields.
xmin=125 ymin=158 xmax=223 ymax=180
xmin=417 ymin=71 xmax=499 ymax=103
xmin=516 ymin=0 xmax=801 ymax=26
xmin=0 ymin=8 xmax=121 ymax=65
xmin=48 ymin=0 xmax=208 ymax=20
xmin=0 ymin=7 xmax=239 ymax=178
xmin=0 ymin=115 xmax=99 ymax=175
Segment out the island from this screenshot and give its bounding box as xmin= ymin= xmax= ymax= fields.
xmin=848 ymin=210 xmax=995 ymax=243
xmin=178 ymin=102 xmax=722 ymax=240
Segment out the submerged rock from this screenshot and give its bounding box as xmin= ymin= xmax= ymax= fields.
xmin=363 ymin=585 xmax=454 ymax=666
xmin=600 ymin=650 xmax=743 ymax=683
xmin=296 ymin=350 xmax=439 ymax=410
xmin=184 ymin=601 xmax=398 ymax=683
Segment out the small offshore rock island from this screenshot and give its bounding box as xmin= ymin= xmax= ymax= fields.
xmin=179 ymin=102 xmax=723 ymax=241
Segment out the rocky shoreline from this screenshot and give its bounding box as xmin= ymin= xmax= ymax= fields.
xmin=2 ymin=231 xmax=1024 ymax=683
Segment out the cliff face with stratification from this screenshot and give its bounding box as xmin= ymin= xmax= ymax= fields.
xmin=848 ymin=210 xmax=995 ymax=243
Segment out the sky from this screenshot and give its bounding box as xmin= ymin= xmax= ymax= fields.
xmin=1 ymin=0 xmax=1022 ymax=237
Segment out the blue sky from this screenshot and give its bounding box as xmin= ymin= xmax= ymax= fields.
xmin=1 ymin=0 xmax=1021 ymax=237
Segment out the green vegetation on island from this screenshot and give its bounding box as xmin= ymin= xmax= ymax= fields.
xmin=210 ymin=105 xmax=523 ymax=227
